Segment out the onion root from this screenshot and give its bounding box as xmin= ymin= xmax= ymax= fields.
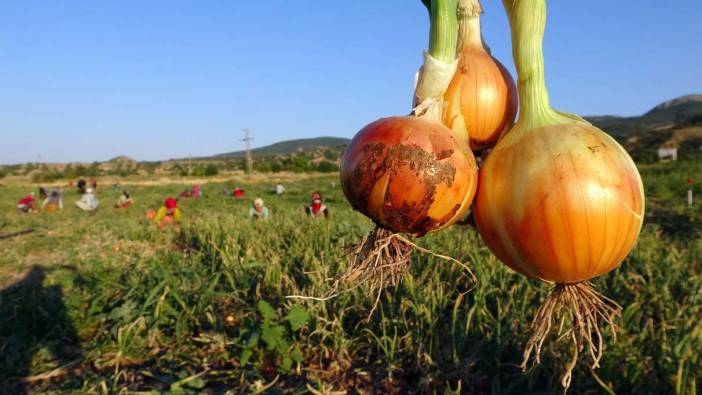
xmin=335 ymin=226 xmax=476 ymax=319
xmin=521 ymin=281 xmax=621 ymax=391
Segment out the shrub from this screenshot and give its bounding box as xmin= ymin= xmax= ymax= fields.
xmin=204 ymin=164 xmax=219 ymax=176
xmin=316 ymin=160 xmax=338 ymax=173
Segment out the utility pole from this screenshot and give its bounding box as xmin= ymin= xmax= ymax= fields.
xmin=242 ymin=128 xmax=253 ymax=176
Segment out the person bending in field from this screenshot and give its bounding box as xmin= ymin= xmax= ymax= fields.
xmin=115 ymin=191 xmax=133 ymax=208
xmin=154 ymin=197 xmax=181 ymax=227
xmin=42 ymin=189 xmax=64 ymax=212
xmin=249 ymin=198 xmax=269 ymax=221
xmin=233 ymin=187 xmax=245 ymax=199
xmin=16 ymin=192 xmax=37 ymax=213
xmin=38 ymin=187 xmax=48 ymax=201
xmin=76 ymin=179 xmax=87 ymax=194
xmin=305 ymin=191 xmax=329 ymax=219
xmin=191 ymin=184 xmax=202 ymax=198
xmin=75 ymin=188 xmax=99 ymax=212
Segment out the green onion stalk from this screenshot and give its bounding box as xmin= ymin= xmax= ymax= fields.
xmin=501 ymin=0 xmax=588 ymax=137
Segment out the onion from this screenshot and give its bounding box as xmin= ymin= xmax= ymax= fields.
xmin=443 ymin=0 xmax=518 ymax=150
xmin=473 ymin=0 xmax=644 ymax=389
xmin=334 ymin=0 xmax=478 ymax=311
xmin=338 ymin=116 xmax=477 ymax=311
xmin=341 ymin=116 xmax=477 ymax=236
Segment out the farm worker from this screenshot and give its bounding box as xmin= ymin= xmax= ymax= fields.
xmin=192 ymin=185 xmax=202 ymax=198
xmin=233 ymin=187 xmax=245 ymax=198
xmin=305 ymin=191 xmax=329 ymax=219
xmin=114 ymin=191 xmax=133 ymax=209
xmin=154 ymin=197 xmax=181 ymax=226
xmin=179 ymin=188 xmax=192 ymax=199
xmin=42 ymin=189 xmax=64 ymax=212
xmin=249 ymin=198 xmax=269 ymax=220
xmin=75 ymin=188 xmax=99 ymax=212
xmin=38 ymin=187 xmax=48 ymax=201
xmin=16 ymin=192 xmax=37 ymax=213
xmin=77 ymin=179 xmax=87 ymax=194
xmin=275 ymin=184 xmax=285 ymax=195
xmin=89 ymin=177 xmax=98 ymax=191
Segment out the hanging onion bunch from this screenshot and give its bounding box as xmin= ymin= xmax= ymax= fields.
xmin=337 ymin=0 xmax=478 ymax=306
xmin=473 ymin=0 xmax=644 ymax=390
xmin=443 ymin=0 xmax=518 ymax=151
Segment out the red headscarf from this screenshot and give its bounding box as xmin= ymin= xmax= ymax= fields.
xmin=165 ymin=197 xmax=177 ymax=209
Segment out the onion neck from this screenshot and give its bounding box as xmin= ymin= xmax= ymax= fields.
xmin=428 ymin=0 xmax=459 ymax=63
xmin=413 ymin=0 xmax=459 ymax=123
xmin=504 ymin=0 xmax=579 ymax=134
xmin=457 ymin=0 xmax=486 ymax=53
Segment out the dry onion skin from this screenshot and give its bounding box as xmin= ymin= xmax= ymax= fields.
xmin=474 ymin=0 xmax=644 ymax=390
xmin=443 ymin=0 xmax=518 ymax=151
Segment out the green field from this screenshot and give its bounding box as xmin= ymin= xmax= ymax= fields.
xmin=0 ymin=161 xmax=700 ymax=394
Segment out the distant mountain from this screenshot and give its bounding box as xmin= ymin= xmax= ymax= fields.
xmin=208 ymin=136 xmax=350 ymax=159
xmin=585 ymin=94 xmax=702 ymax=160
xmin=647 ymin=94 xmax=702 ymax=114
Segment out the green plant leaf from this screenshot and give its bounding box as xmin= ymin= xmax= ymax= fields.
xmin=275 ymin=339 xmax=289 ymax=355
xmin=291 ymin=347 xmax=303 ymax=363
xmin=186 ymin=377 xmax=206 ymax=389
xmin=283 ymin=305 xmax=309 ymax=331
xmin=245 ymin=331 xmax=259 ymax=348
xmin=240 ymin=349 xmax=253 ymax=366
xmin=280 ymin=356 xmax=293 ymax=373
xmin=257 ymin=300 xmax=277 ymax=322
xmin=261 ymin=324 xmax=285 ymax=350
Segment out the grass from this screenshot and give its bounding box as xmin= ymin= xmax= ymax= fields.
xmin=0 ymin=164 xmax=700 ymax=394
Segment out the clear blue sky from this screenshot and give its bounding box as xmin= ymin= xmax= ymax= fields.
xmin=1 ymin=0 xmax=700 ymax=164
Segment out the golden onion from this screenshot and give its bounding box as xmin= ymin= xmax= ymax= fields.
xmin=443 ymin=0 xmax=518 ymax=150
xmin=473 ymin=0 xmax=645 ymax=389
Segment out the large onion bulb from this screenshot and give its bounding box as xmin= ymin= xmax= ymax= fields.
xmin=474 ymin=0 xmax=645 ymax=389
xmin=342 ymin=116 xmax=477 ymax=236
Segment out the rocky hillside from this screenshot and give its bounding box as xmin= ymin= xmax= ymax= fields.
xmin=587 ymin=94 xmax=702 ymax=162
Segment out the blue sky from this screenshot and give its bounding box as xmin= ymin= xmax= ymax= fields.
xmin=1 ymin=0 xmax=700 ymax=164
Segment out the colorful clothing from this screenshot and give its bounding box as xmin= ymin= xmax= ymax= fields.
xmin=154 ymin=206 xmax=182 ymax=226
xmin=115 ymin=194 xmax=133 ymax=208
xmin=306 ymin=202 xmax=329 ymax=218
xmin=153 ymin=197 xmax=181 ymax=227
xmin=42 ymin=189 xmax=64 ymax=211
xmin=305 ymin=192 xmax=329 ymax=219
xmin=17 ymin=195 xmax=36 ymax=213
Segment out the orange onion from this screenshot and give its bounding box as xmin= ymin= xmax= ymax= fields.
xmin=329 ymin=0 xmax=479 ymax=316
xmin=475 ymin=123 xmax=644 ymax=283
xmin=443 ymin=0 xmax=518 ymax=150
xmin=337 ymin=115 xmax=477 ymax=309
xmin=473 ymin=0 xmax=644 ymax=389
xmin=341 ymin=116 xmax=477 ymax=236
